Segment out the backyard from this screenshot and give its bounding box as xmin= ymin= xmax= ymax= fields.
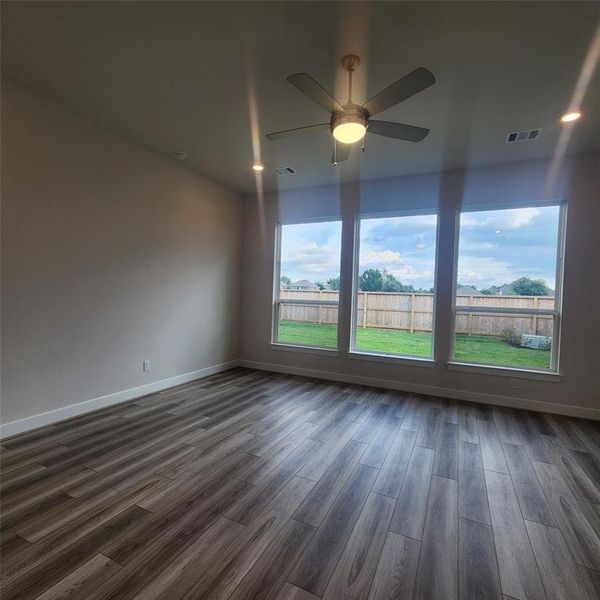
xmin=278 ymin=320 xmax=551 ymax=369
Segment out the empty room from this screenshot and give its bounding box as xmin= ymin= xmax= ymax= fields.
xmin=2 ymin=2 xmax=600 ymax=599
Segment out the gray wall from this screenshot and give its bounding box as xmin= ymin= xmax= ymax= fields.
xmin=1 ymin=80 xmax=242 ymax=425
xmin=240 ymin=153 xmax=600 ymax=415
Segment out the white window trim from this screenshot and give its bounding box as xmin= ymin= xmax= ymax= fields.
xmin=449 ymin=200 xmax=566 ymax=375
xmin=348 ymin=351 xmax=436 ymax=367
xmin=447 ymin=361 xmax=562 ymax=382
xmin=349 ymin=210 xmax=439 ymax=363
xmin=271 ymin=218 xmax=342 ymax=352
xmin=270 ymin=342 xmax=339 ymax=357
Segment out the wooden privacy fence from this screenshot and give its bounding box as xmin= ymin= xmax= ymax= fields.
xmin=280 ymin=290 xmax=554 ymax=337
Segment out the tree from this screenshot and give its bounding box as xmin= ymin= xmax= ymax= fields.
xmin=314 ymin=281 xmax=326 ymax=290
xmin=280 ymin=275 xmax=291 ymax=288
xmin=326 ymin=276 xmax=340 ymax=291
xmin=511 ymin=277 xmax=551 ymax=296
xmin=381 ymin=272 xmax=414 ymax=293
xmin=359 ymin=268 xmax=416 ymax=293
xmin=359 ymin=269 xmax=385 ymax=291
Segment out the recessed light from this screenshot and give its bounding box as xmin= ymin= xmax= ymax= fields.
xmin=252 ymin=163 xmax=264 ymax=172
xmin=560 ymin=111 xmax=582 ymax=123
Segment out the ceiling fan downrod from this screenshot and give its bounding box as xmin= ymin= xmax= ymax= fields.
xmin=341 ymin=54 xmax=360 ymax=105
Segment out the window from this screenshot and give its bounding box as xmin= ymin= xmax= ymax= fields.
xmin=273 ymin=220 xmax=342 ymax=350
xmin=351 ymin=213 xmax=438 ymax=359
xmin=451 ymin=204 xmax=564 ymax=372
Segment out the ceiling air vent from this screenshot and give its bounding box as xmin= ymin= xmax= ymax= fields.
xmin=274 ymin=167 xmax=296 ymax=176
xmin=506 ymin=128 xmax=541 ymax=143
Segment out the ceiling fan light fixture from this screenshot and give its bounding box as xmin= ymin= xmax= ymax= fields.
xmin=333 ymin=121 xmax=367 ymax=144
xmin=331 ymin=109 xmax=368 ymax=144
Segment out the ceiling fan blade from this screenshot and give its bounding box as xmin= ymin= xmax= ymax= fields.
xmin=332 ymin=141 xmax=352 ymax=164
xmin=287 ymin=73 xmax=344 ymax=114
xmin=265 ymin=123 xmax=329 ymax=141
xmin=362 ymin=67 xmax=435 ymax=116
xmin=368 ymin=120 xmax=430 ymax=142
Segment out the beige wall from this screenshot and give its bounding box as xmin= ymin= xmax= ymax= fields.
xmin=1 ymin=79 xmax=242 ymax=426
xmin=240 ymin=154 xmax=600 ymax=417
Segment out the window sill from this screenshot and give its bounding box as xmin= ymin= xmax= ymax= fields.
xmin=269 ymin=342 xmax=339 ymax=357
xmin=447 ymin=361 xmax=562 ymax=382
xmin=348 ymin=351 xmax=436 ymax=368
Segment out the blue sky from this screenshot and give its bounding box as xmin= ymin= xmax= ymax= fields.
xmin=280 ymin=206 xmax=559 ymax=289
xmin=280 ymin=221 xmax=343 ymax=283
xmin=457 ymin=206 xmax=559 ymax=289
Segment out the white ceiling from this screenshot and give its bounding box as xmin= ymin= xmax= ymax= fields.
xmin=2 ymin=1 xmax=599 ymax=193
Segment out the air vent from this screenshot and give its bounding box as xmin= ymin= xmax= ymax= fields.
xmin=274 ymin=167 xmax=296 ymax=176
xmin=506 ymin=128 xmax=541 ymax=143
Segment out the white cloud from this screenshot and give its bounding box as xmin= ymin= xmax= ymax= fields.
xmin=461 ymin=207 xmax=541 ymax=230
xmin=360 ymin=248 xmax=402 ymax=264
xmin=457 ymin=255 xmax=516 ymax=285
xmin=388 ymin=265 xmax=433 ymax=282
xmin=281 ymin=240 xmax=340 ymax=278
xmin=360 ymin=247 xmax=435 ymax=285
xmin=298 ymin=241 xmax=319 ymax=251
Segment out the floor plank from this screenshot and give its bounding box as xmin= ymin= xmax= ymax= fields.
xmin=292 ymin=438 xmax=367 ymax=527
xmin=459 ymin=441 xmax=491 ymax=525
xmin=459 ymin=517 xmax=503 ymax=600
xmin=485 ymin=470 xmax=546 ymax=600
xmin=289 ymin=464 xmax=378 ymax=596
xmin=321 ymin=492 xmax=395 ymax=600
xmin=532 ymin=460 xmax=600 ymax=570
xmin=413 ymin=476 xmax=459 ymax=600
xmin=227 ymin=518 xmax=315 ymax=600
xmin=478 ymin=419 xmax=509 ymax=475
xmin=389 ymin=445 xmax=434 ymax=539
xmin=35 ymin=553 xmax=121 ymax=600
xmin=371 ymin=429 xmax=416 ymax=498
xmin=525 ymin=520 xmax=593 ymax=600
xmin=503 ymin=442 xmax=555 ymax=526
xmin=367 ymin=532 xmax=420 ymax=600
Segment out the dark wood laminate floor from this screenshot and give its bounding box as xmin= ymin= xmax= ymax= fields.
xmin=1 ymin=368 xmax=599 ymax=600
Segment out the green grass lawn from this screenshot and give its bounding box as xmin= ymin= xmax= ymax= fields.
xmin=278 ymin=321 xmax=551 ymax=369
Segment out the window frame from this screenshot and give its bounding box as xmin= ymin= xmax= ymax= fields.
xmin=271 ymin=217 xmax=342 ymax=353
xmin=448 ymin=200 xmax=567 ymax=374
xmin=349 ymin=209 xmax=440 ymax=362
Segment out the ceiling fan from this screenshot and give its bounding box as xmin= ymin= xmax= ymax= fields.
xmin=265 ymin=55 xmax=435 ymax=164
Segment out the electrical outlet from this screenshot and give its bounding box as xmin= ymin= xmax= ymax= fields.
xmin=143 ymin=360 xmax=151 ymax=372
xmin=509 ymin=378 xmax=518 ymax=390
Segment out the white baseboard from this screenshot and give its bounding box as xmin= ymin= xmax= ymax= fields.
xmin=0 ymin=360 xmax=238 ymax=439
xmin=238 ymin=359 xmax=600 ymax=421
xmin=3 ymin=357 xmax=596 ymax=439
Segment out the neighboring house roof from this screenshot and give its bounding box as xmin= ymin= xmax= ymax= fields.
xmin=290 ymin=279 xmax=319 ymax=290
xmin=456 ymin=285 xmax=479 ymax=295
